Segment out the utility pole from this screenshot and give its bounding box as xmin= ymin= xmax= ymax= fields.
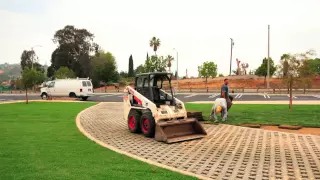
xmin=30 ymin=45 xmax=42 ymax=70
xmin=173 ymin=48 xmax=178 ymax=91
xmin=229 ymin=38 xmax=234 ymax=76
xmin=267 ymin=25 xmax=270 ymax=89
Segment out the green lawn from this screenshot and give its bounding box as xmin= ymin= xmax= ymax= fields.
xmin=185 ymin=103 xmax=320 ymax=127
xmin=0 ymin=102 xmax=195 ymax=180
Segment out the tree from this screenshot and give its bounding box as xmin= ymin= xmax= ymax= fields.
xmin=20 ymin=50 xmax=45 ymax=73
xmin=120 ymin=71 xmax=128 ymax=78
xmin=165 ymin=55 xmax=174 ymax=73
xmin=306 ymin=58 xmax=320 ymax=75
xmin=49 ymin=25 xmax=99 ymax=78
xmin=254 ymin=57 xmax=277 ymax=86
xmin=144 ymin=55 xmax=167 ymax=72
xmin=54 ymin=66 xmax=75 ymax=79
xmin=149 ymin=37 xmax=161 ymax=55
xmin=198 ymin=61 xmax=218 ymax=87
xmin=135 ymin=65 xmax=145 ymax=74
xmin=128 ymin=55 xmax=134 ymax=77
xmin=91 ymin=51 xmax=119 ymax=87
xmin=22 ymin=68 xmax=45 ymax=104
xmin=277 ymin=50 xmax=316 ymax=109
xmin=218 ymin=73 xmax=224 ymax=77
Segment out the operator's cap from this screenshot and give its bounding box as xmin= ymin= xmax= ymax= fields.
xmin=216 ymin=106 xmax=222 ymax=114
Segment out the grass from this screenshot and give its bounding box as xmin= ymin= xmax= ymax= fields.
xmin=0 ymin=102 xmax=196 ymax=180
xmin=185 ymin=103 xmax=320 ymax=127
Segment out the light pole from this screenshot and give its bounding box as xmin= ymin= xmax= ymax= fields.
xmin=31 ymin=45 xmax=42 ymax=69
xmin=267 ymin=25 xmax=270 ymax=89
xmin=173 ymin=48 xmax=178 ymax=91
xmin=229 ymin=38 xmax=234 ymax=76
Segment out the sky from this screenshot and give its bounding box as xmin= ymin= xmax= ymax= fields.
xmin=0 ymin=0 xmax=320 ymax=77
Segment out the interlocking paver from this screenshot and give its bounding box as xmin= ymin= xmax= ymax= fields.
xmin=79 ymin=103 xmax=320 ymax=180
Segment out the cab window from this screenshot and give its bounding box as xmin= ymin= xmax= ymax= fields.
xmin=48 ymin=82 xmax=55 ymax=88
xmin=136 ymin=77 xmax=144 ymax=88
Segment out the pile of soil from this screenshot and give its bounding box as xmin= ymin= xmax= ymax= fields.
xmin=261 ymin=126 xmax=320 ymax=136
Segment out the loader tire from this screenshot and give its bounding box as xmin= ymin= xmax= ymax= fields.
xmin=140 ymin=111 xmax=155 ymax=138
xmin=128 ymin=110 xmax=141 ymax=133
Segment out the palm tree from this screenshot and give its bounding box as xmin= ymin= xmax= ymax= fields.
xmin=165 ymin=55 xmax=174 ymax=73
xmin=149 ymin=37 xmax=161 ymax=55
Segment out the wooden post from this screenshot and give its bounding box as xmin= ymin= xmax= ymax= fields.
xmin=289 ymin=75 xmax=293 ymax=109
xmin=25 ymin=88 xmax=28 ymax=104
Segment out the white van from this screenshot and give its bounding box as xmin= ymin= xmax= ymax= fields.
xmin=40 ymin=78 xmax=93 ymax=101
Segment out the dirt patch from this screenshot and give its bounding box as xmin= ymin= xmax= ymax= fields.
xmin=262 ymin=125 xmax=320 ymax=136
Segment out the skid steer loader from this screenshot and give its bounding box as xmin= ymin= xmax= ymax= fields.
xmin=123 ymin=72 xmax=207 ymax=143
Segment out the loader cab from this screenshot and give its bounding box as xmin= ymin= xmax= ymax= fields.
xmin=135 ymin=72 xmax=175 ymax=107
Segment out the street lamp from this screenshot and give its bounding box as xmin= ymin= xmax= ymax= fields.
xmin=229 ymin=38 xmax=234 ymax=76
xmin=31 ymin=45 xmax=43 ymax=69
xmin=172 ymin=48 xmax=178 ymax=91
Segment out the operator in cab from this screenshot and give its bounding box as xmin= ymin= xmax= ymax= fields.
xmin=210 ymin=98 xmax=228 ymax=122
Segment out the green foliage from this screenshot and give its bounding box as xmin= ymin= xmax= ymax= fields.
xmin=144 ymin=55 xmax=167 ymax=72
xmin=49 ymin=25 xmax=99 ymax=78
xmin=91 ymin=51 xmax=119 ymax=87
xmin=128 ymin=55 xmax=134 ymax=77
xmin=218 ymin=73 xmax=224 ymax=77
xmin=306 ymin=58 xmax=320 ymax=75
xmin=20 ymin=50 xmax=45 ymax=73
xmin=149 ymin=37 xmax=161 ymax=54
xmin=120 ymin=71 xmax=128 ymax=78
xmin=198 ymin=61 xmax=218 ymax=82
xmin=54 ymin=66 xmax=75 ymax=79
xmin=22 ymin=68 xmax=45 ymax=89
xmin=255 ymin=58 xmax=277 ymax=79
xmin=134 ymin=64 xmax=145 ymax=75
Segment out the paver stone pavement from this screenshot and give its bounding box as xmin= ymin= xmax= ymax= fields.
xmin=79 ymin=103 xmax=320 ymax=180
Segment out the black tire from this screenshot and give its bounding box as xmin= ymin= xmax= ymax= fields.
xmin=128 ymin=110 xmax=141 ymax=133
xmin=81 ymin=96 xmax=88 ymax=101
xmin=140 ymin=111 xmax=156 ymax=137
xmin=41 ymin=92 xmax=48 ymax=99
xmin=69 ymin=92 xmax=76 ymax=98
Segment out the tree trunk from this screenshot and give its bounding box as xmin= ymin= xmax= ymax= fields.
xmin=25 ymin=88 xmax=28 ymax=104
xmin=205 ymin=77 xmax=208 ymax=89
xmin=264 ymin=76 xmax=266 ymax=88
xmin=289 ymin=75 xmax=293 ymax=109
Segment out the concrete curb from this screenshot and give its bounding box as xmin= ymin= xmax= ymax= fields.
xmin=0 ymin=100 xmax=90 ymax=105
xmin=75 ymin=102 xmax=210 ymax=180
xmin=189 ymin=101 xmax=320 ymax=105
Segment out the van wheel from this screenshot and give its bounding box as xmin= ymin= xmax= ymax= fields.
xmin=69 ymin=92 xmax=76 ymax=98
xmin=140 ymin=111 xmax=155 ymax=137
xmin=81 ymin=97 xmax=88 ymax=101
xmin=41 ymin=93 xmax=48 ymax=100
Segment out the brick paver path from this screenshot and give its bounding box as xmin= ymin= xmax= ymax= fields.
xmin=79 ymin=103 xmax=320 ymax=180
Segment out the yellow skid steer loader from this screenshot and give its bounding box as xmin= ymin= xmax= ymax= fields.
xmin=123 ymin=72 xmax=207 ymax=143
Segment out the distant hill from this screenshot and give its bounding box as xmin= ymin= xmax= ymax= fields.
xmin=0 ymin=63 xmax=22 ymax=82
xmin=0 ymin=63 xmax=49 ymax=82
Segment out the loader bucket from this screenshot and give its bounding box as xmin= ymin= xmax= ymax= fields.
xmin=154 ymin=118 xmax=207 ymax=144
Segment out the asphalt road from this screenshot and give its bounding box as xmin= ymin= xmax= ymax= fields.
xmin=1 ymin=93 xmax=320 ymax=102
